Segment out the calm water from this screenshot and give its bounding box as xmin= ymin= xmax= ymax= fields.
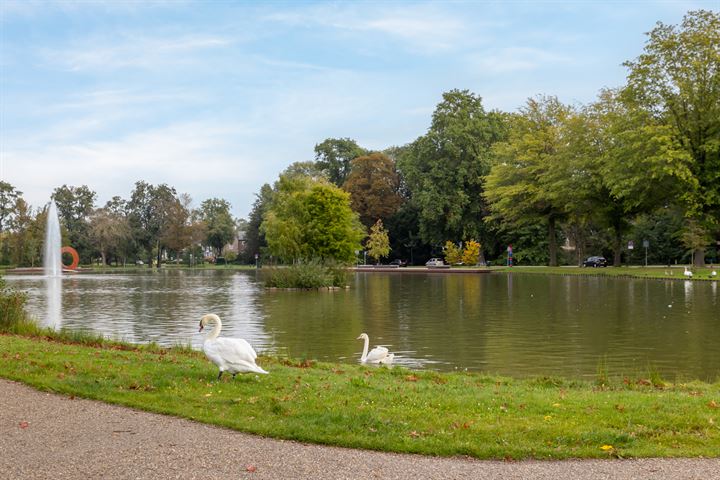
xmin=5 ymin=270 xmax=719 ymax=380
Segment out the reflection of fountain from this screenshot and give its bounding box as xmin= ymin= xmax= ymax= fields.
xmin=44 ymin=200 xmax=62 ymax=277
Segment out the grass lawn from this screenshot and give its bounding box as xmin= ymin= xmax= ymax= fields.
xmin=1 ymin=332 xmax=718 ymax=460
xmin=491 ymin=265 xmax=719 ymax=281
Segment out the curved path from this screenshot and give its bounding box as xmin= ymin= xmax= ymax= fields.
xmin=1 ymin=379 xmax=717 ymax=479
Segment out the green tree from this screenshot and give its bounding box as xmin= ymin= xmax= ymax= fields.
xmin=582 ymin=89 xmax=692 ymax=265
xmin=0 ymin=182 xmax=22 ymax=264
xmin=88 ymin=207 xmax=131 ymax=266
xmin=484 ymin=96 xmax=571 ymax=266
xmin=366 ymin=219 xmax=390 ymax=264
xmin=314 ymin=138 xmax=368 ymax=186
xmin=443 ymin=241 xmax=462 ymax=265
xmin=343 ymin=153 xmax=402 ymax=228
xmin=623 ymin=10 xmax=720 ymax=266
xmin=127 ymin=181 xmax=178 ymax=267
xmin=199 ymin=198 xmax=236 ymax=257
xmin=51 ymin=185 xmax=97 ymax=263
xmin=243 ymin=184 xmax=273 ymax=263
xmin=398 ymin=89 xmax=507 ymax=254
xmin=262 ymin=174 xmax=364 ymax=264
xmin=158 ymin=193 xmax=194 ymax=262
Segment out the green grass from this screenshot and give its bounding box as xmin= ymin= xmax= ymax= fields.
xmin=492 ymin=265 xmax=719 ymax=281
xmin=1 ymin=333 xmax=718 ymax=459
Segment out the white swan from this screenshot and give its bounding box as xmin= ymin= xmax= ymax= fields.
xmin=683 ymin=267 xmax=693 ymax=278
xmin=357 ymin=333 xmax=393 ymax=364
xmin=379 ymin=353 xmax=395 ymax=365
xmin=199 ymin=314 xmax=268 ymax=379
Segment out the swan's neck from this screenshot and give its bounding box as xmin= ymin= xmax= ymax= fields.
xmin=360 ymin=336 xmax=369 ymax=362
xmin=206 ymin=317 xmax=222 ymax=341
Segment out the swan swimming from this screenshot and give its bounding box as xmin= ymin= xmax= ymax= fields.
xmin=357 ymin=333 xmax=393 ymax=364
xmin=199 ymin=313 xmax=268 ymax=379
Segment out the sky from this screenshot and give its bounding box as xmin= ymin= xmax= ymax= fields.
xmin=1 ymin=0 xmax=717 ymax=218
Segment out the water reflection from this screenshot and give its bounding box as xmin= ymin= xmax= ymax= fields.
xmin=45 ymin=277 xmax=62 ymax=329
xmin=5 ymin=271 xmax=720 ymax=380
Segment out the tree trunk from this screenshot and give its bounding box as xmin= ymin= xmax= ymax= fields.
xmin=100 ymin=251 xmax=107 ymax=266
xmin=548 ymin=216 xmax=558 ymax=266
xmin=692 ymin=248 xmax=705 ymax=267
xmin=613 ymin=229 xmax=622 ymax=267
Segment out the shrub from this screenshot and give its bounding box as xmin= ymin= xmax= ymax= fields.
xmin=0 ymin=277 xmax=28 ymax=330
xmin=262 ymin=259 xmax=348 ymax=289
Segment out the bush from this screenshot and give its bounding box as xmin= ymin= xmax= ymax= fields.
xmin=0 ymin=277 xmax=28 ymax=330
xmin=262 ymin=259 xmax=348 ymax=289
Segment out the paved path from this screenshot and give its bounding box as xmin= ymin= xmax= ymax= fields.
xmin=1 ymin=379 xmax=718 ymax=479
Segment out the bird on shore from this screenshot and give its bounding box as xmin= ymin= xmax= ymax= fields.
xmin=199 ymin=313 xmax=268 ymax=379
xmin=683 ymin=267 xmax=693 ymax=278
xmin=357 ymin=333 xmax=393 ymax=364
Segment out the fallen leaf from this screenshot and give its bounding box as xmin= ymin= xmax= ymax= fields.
xmin=409 ymin=430 xmax=420 ymax=438
xmin=19 ymin=421 xmax=29 ymax=429
xmin=543 ymin=415 xmax=552 ymax=421
xmin=405 ymin=375 xmax=419 ymax=382
xmin=246 ymin=465 xmax=257 ymax=473
xmin=708 ymin=400 xmax=718 ymax=409
xmin=204 ymin=393 xmax=212 ymax=397
xmin=600 ymin=444 xmax=614 ymax=451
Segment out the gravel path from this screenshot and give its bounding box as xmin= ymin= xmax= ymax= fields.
xmin=1 ymin=379 xmax=718 ymax=479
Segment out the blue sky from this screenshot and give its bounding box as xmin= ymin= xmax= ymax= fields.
xmin=1 ymin=0 xmax=716 ymax=217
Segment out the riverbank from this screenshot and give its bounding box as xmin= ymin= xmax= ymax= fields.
xmin=492 ymin=265 xmax=719 ymax=281
xmin=1 ymin=332 xmax=718 ymax=460
xmin=3 ymin=379 xmax=718 ymax=480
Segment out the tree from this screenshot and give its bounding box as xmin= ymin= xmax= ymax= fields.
xmin=0 ymin=181 xmax=21 ymax=235
xmin=623 ymin=10 xmax=720 ymax=266
xmin=314 ymin=138 xmax=368 ymax=186
xmin=398 ymin=89 xmax=507 ymax=254
xmin=51 ymin=185 xmax=97 ymax=263
xmin=462 ymin=240 xmax=481 ymax=265
xmin=343 ymin=153 xmax=402 ymax=228
xmin=262 ymin=173 xmax=364 ymax=264
xmin=158 ymin=193 xmax=193 ymax=261
xmin=0 ymin=182 xmax=22 ymax=264
xmin=127 ymin=181 xmax=178 ymax=267
xmin=484 ymin=96 xmax=571 ymax=266
xmin=7 ymin=199 xmax=43 ymax=267
xmin=88 ymin=207 xmax=131 ymax=265
xmin=443 ymin=241 xmax=462 ymax=265
xmin=582 ymin=89 xmax=692 ymax=265
xmin=243 ymin=184 xmax=273 ymax=263
xmin=366 ymin=219 xmax=390 ymax=264
xmin=199 ymin=198 xmax=236 ymax=257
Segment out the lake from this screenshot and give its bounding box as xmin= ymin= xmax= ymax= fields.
xmin=5 ymin=270 xmax=719 ymax=381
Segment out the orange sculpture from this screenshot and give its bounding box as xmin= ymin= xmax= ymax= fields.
xmin=61 ymin=246 xmax=80 ymax=270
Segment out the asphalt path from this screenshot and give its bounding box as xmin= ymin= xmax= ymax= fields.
xmin=1 ymin=379 xmax=718 ymax=479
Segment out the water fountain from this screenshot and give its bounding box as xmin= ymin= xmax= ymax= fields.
xmin=44 ymin=200 xmax=63 ymax=328
xmin=44 ymin=200 xmax=62 ymax=277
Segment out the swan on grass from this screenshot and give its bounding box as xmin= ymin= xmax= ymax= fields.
xmin=199 ymin=314 xmax=268 ymax=379
xmin=683 ymin=267 xmax=693 ymax=278
xmin=357 ymin=333 xmax=394 ymax=364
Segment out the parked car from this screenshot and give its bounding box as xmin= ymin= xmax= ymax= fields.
xmin=425 ymin=258 xmax=444 ymax=266
xmin=583 ymin=256 xmax=608 ymax=267
xmin=388 ymin=259 xmax=407 ymax=267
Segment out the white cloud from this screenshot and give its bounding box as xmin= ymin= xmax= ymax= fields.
xmin=469 ymin=47 xmax=573 ymax=74
xmin=265 ymin=4 xmax=476 ymax=54
xmin=43 ymin=33 xmax=232 ymax=71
